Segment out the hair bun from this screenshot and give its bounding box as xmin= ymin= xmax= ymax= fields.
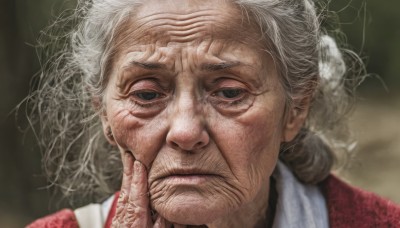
xmin=318 ymin=35 xmax=346 ymax=92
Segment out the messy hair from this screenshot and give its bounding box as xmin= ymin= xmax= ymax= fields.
xmin=27 ymin=0 xmax=364 ymax=203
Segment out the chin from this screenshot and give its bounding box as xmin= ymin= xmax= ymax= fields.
xmin=152 ymin=192 xmax=236 ymax=225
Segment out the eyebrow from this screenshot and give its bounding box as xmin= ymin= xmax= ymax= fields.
xmin=126 ymin=60 xmax=242 ymax=71
xmin=201 ymin=61 xmax=241 ymax=71
xmin=127 ymin=61 xmax=167 ymax=70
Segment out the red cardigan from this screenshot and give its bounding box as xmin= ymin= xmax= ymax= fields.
xmin=27 ymin=175 xmax=400 ymax=227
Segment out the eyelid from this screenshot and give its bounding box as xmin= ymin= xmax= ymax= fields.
xmin=211 ymin=77 xmax=250 ymax=89
xmin=129 ymin=78 xmax=164 ymax=91
xmin=212 ymin=83 xmax=248 ymax=94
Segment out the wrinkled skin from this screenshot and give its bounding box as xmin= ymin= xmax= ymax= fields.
xmin=102 ymin=0 xmax=308 ymax=227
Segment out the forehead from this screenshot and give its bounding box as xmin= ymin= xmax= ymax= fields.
xmin=115 ymin=0 xmax=261 ymax=47
xmin=136 ymin=0 xmax=233 ymax=16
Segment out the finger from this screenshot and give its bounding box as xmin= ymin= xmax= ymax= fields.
xmin=114 ymin=152 xmax=135 ymax=225
xmin=122 ymin=152 xmax=135 ymax=193
xmin=124 ymin=160 xmax=152 ymax=227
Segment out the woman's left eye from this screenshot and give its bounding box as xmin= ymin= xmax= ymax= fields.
xmin=209 ymin=86 xmax=254 ymax=114
xmin=215 ymin=88 xmax=244 ymax=99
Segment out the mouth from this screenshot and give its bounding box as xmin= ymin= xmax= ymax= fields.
xmin=156 ymin=168 xmax=222 ymax=185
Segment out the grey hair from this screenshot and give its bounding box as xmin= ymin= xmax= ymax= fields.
xmin=27 ymin=0 xmax=363 ymax=203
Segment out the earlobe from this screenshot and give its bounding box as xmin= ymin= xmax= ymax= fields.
xmin=282 ymin=97 xmax=311 ymax=142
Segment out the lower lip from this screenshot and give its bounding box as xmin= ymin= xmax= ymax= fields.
xmin=162 ymin=174 xmax=217 ymax=185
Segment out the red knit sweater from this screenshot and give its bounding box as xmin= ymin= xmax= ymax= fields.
xmin=27 ymin=175 xmax=400 ymax=227
xmin=320 ymin=175 xmax=400 ymax=227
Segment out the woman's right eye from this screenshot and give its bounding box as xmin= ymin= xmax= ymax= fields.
xmin=125 ymin=79 xmax=170 ymax=115
xmin=135 ymin=91 xmax=162 ymax=101
xmin=130 ymin=89 xmax=166 ymax=104
xmin=127 ymin=79 xmax=168 ymax=105
xmin=128 ymin=89 xmax=168 ymax=116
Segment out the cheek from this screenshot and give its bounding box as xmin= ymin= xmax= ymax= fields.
xmin=210 ymin=101 xmax=285 ymax=191
xmin=108 ymin=104 xmax=167 ymax=167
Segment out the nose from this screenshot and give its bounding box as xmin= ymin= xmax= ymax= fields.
xmin=166 ymin=94 xmax=210 ymax=151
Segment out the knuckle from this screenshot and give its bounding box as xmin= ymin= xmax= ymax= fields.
xmin=126 ymin=203 xmax=147 ymax=219
xmin=115 ymin=205 xmax=125 ymax=217
xmin=123 ymin=210 xmax=146 ymax=227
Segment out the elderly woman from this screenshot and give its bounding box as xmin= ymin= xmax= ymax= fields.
xmin=28 ymin=0 xmax=399 ymax=227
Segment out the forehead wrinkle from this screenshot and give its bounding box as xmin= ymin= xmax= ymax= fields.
xmin=133 ymin=15 xmax=215 ymax=33
xmin=125 ymin=6 xmax=252 ymax=43
xmin=130 ymin=10 xmax=224 ymax=40
xmin=134 ymin=9 xmax=223 ymax=25
xmin=112 ymin=3 xmax=265 ymax=60
xmin=140 ymin=22 xmax=211 ymax=43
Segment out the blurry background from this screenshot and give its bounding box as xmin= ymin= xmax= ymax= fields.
xmin=0 ymin=0 xmax=399 ymax=227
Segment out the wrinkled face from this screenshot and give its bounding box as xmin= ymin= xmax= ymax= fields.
xmin=102 ymin=0 xmax=303 ymax=225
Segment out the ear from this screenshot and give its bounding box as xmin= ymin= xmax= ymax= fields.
xmin=96 ymin=98 xmax=117 ymax=146
xmin=282 ymin=96 xmax=311 ymax=142
xmin=101 ymin=112 xmax=117 ymax=146
xmin=92 ymin=95 xmax=117 ymax=146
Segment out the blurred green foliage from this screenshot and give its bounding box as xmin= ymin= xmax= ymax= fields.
xmin=330 ymin=0 xmax=400 ymax=95
xmin=0 ymin=0 xmax=399 ymax=227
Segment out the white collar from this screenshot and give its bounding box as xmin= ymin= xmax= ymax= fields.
xmin=272 ymin=161 xmax=329 ymax=228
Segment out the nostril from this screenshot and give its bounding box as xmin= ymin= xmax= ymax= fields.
xmin=168 ymin=141 xmax=204 ymax=151
xmin=195 ymin=141 xmax=204 ymax=148
xmin=171 ymin=141 xmax=179 ymax=148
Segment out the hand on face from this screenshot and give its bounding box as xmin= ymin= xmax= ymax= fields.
xmin=112 ymin=153 xmax=190 ymax=228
